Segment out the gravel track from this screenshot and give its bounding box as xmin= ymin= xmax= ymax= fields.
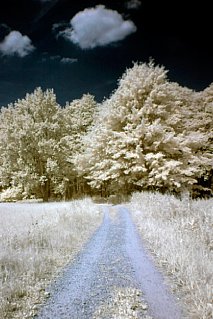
xmin=35 ymin=205 xmax=185 ymax=319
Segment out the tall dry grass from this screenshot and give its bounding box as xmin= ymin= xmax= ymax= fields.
xmin=0 ymin=198 xmax=102 ymax=319
xmin=128 ymin=191 xmax=213 ymax=319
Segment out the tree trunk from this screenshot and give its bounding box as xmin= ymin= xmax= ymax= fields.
xmin=41 ymin=179 xmax=50 ymax=202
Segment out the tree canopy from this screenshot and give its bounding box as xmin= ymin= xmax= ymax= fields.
xmin=0 ymin=88 xmax=97 ymax=201
xmin=75 ymin=61 xmax=213 ymax=196
xmin=0 ymin=62 xmax=212 ymax=201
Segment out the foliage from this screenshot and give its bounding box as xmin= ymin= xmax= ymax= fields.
xmin=76 ymin=61 xmax=213 ymax=196
xmin=0 ymin=88 xmax=97 ymax=201
xmin=0 ymin=61 xmax=212 ymax=200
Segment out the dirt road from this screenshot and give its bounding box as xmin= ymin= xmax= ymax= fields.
xmin=35 ymin=205 xmax=185 ymax=319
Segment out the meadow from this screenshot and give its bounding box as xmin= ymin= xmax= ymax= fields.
xmin=1 ymin=192 xmax=212 ymax=319
xmin=128 ymin=192 xmax=213 ymax=319
xmin=0 ymin=198 xmax=102 ymax=319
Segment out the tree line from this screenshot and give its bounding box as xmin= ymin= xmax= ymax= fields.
xmin=0 ymin=61 xmax=212 ymax=201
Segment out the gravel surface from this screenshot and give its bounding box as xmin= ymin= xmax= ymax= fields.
xmin=35 ymin=205 xmax=185 ymax=319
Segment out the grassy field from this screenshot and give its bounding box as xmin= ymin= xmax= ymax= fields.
xmin=128 ymin=192 xmax=213 ymax=319
xmin=0 ymin=198 xmax=102 ymax=319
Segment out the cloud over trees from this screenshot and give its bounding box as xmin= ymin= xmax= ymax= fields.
xmin=59 ymin=5 xmax=137 ymax=49
xmin=0 ymin=31 xmax=35 ymax=57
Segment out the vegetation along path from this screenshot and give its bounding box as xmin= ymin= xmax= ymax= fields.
xmin=35 ymin=205 xmax=185 ymax=319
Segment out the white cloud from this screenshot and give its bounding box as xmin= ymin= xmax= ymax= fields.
xmin=50 ymin=54 xmax=61 ymax=60
xmin=60 ymin=5 xmax=137 ymax=49
xmin=52 ymin=22 xmax=68 ymax=36
xmin=125 ymin=0 xmax=142 ymax=10
xmin=60 ymin=57 xmax=78 ymax=64
xmin=0 ymin=31 xmax=35 ymax=57
xmin=52 ymin=22 xmax=64 ymax=31
xmin=41 ymin=54 xmax=78 ymax=64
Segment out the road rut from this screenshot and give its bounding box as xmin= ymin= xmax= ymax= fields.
xmin=35 ymin=205 xmax=185 ymax=319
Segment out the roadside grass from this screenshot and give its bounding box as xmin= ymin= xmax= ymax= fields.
xmin=0 ymin=198 xmax=102 ymax=319
xmin=128 ymin=191 xmax=213 ymax=319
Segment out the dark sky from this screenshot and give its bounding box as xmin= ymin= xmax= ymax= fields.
xmin=0 ymin=0 xmax=212 ymax=107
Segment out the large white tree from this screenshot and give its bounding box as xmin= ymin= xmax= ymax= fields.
xmin=76 ymin=61 xmax=213 ymax=196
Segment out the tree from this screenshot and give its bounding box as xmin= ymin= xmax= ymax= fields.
xmin=1 ymin=63 xmax=212 ymax=200
xmin=76 ymin=61 xmax=213 ymax=196
xmin=186 ymin=84 xmax=213 ymax=196
xmin=0 ymin=87 xmax=61 ymax=201
xmin=0 ymin=89 xmax=98 ymax=201
xmin=55 ymin=94 xmax=97 ymax=198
